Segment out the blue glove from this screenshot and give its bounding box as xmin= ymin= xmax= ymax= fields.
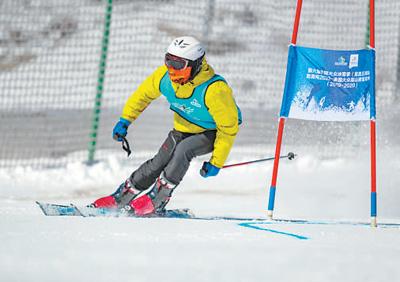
xmin=112 ymin=118 xmax=131 ymax=141
xmin=200 ymin=162 xmax=220 ymax=178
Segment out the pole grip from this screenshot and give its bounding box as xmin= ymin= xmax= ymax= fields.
xmin=200 ymin=162 xmax=208 ymax=177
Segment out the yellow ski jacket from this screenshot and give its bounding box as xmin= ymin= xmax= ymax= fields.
xmin=121 ymin=59 xmax=240 ymax=168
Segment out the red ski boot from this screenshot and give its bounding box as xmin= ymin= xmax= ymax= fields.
xmin=127 ymin=174 xmax=177 ymax=216
xmin=92 ymin=179 xmax=141 ymax=209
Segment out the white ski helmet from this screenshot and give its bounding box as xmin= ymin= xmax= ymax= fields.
xmin=165 ymin=36 xmax=206 ymax=83
xmin=167 ymin=36 xmax=205 ymax=61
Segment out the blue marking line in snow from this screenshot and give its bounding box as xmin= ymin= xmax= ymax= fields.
xmin=238 ymin=222 xmax=309 ymax=240
xmin=238 ymin=219 xmax=400 ymax=239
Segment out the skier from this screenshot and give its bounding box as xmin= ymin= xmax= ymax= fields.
xmin=91 ymin=36 xmax=242 ymax=216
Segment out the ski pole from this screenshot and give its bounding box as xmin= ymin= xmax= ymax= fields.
xmin=222 ymin=152 xmax=296 ymax=169
xmin=200 ymin=152 xmax=296 ymax=176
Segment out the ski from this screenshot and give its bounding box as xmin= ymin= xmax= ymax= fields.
xmin=75 ymin=205 xmax=194 ymax=218
xmin=36 ymin=201 xmax=81 ymax=216
xmin=36 ymin=201 xmax=194 ymax=219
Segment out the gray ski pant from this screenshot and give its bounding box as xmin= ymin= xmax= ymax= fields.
xmin=130 ymin=129 xmax=216 ymax=190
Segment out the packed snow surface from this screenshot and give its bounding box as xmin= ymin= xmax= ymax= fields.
xmin=1 ymin=149 xmax=399 ymax=282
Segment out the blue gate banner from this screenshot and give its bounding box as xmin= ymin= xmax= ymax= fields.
xmin=280 ymin=46 xmax=375 ymax=121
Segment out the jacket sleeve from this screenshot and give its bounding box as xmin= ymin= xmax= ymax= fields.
xmin=120 ymin=66 xmax=167 ymax=122
xmin=205 ymin=81 xmax=239 ymax=168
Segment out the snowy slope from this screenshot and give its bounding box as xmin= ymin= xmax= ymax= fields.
xmin=1 ymin=148 xmax=400 ymax=282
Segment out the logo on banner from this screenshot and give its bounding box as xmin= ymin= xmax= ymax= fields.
xmin=349 ymin=54 xmax=359 ymax=69
xmin=334 ymin=56 xmax=347 ymax=67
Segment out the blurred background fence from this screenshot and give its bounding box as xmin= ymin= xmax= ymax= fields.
xmin=0 ymin=0 xmax=399 ymax=168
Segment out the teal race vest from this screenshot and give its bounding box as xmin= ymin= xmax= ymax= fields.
xmin=159 ymin=73 xmax=242 ymax=129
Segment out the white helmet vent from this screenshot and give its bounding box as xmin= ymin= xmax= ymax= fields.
xmin=174 ymin=39 xmax=190 ymax=48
